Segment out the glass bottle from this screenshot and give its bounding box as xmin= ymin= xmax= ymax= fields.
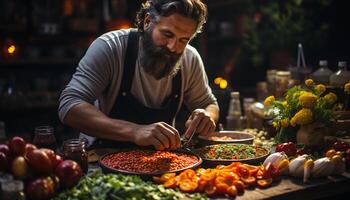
xmin=226 ymin=92 xmax=242 ymax=130
xmin=330 ymin=61 xmax=350 ymax=87
xmin=62 ymin=139 xmax=88 ymax=174
xmin=311 ymin=60 xmax=333 ymax=85
xmin=275 ymin=71 xmax=291 ymax=99
xmin=33 ymin=126 xmax=57 ymax=151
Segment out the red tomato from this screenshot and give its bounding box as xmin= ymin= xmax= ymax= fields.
xmin=332 ymin=141 xmax=350 ymax=152
xmin=55 ymin=160 xmax=82 ymax=188
xmin=276 ymin=142 xmax=297 ymax=157
xmin=26 ymin=149 xmax=53 ymax=175
xmin=9 ymin=136 xmax=26 ymax=156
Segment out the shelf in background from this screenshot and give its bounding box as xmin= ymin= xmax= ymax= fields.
xmin=0 ymin=58 xmax=79 ymax=67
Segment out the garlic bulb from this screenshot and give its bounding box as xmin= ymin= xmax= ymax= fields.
xmin=311 ymin=157 xmax=334 ymax=178
xmin=263 ymin=152 xmax=288 ymax=168
xmin=289 ymin=154 xmax=308 ymax=178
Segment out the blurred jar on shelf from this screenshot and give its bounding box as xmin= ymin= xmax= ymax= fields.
xmin=266 ymin=69 xmax=277 ymax=96
xmin=275 ymin=71 xmax=292 ymax=99
xmin=33 ymin=126 xmax=57 ymax=151
xmin=256 ymin=81 xmax=268 ymax=102
xmin=62 ymin=139 xmax=88 ymax=174
xmin=330 ymin=61 xmax=350 ymax=87
xmin=311 ymin=60 xmax=333 ymax=85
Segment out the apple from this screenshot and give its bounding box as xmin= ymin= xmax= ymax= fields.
xmin=0 ymin=152 xmax=8 ymax=171
xmin=26 ymin=149 xmax=52 ymax=175
xmin=25 ymin=143 xmax=37 ymax=156
xmin=26 ymin=176 xmax=55 ymax=200
xmin=52 ymin=154 xmax=63 ymax=169
xmin=55 ymin=160 xmax=82 ymax=188
xmin=11 ymin=156 xmax=30 ymax=180
xmin=9 ymin=136 xmax=26 ymax=156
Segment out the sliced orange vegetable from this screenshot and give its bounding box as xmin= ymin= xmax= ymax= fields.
xmin=152 ymin=176 xmax=166 ymax=184
xmin=257 ymin=178 xmax=273 ymax=188
xmin=179 ymin=179 xmax=198 ymax=193
xmin=241 ymin=176 xmax=256 ymax=186
xmin=161 ymin=172 xmax=176 ymax=181
xmin=326 ymin=149 xmax=336 ymax=158
xmin=197 ymin=179 xmax=208 ymax=192
xmin=215 ymin=183 xmax=229 ymax=194
xmin=204 ymin=182 xmax=217 ymax=197
xmin=256 ymin=168 xmax=265 ymax=180
xmin=200 ymin=171 xmax=216 ymax=182
xmin=226 ymin=185 xmax=238 ymax=197
xmin=232 ymin=180 xmax=246 ymax=193
xmin=277 ymin=159 xmax=289 ymax=170
xmin=163 ymin=177 xmax=177 ymax=188
xmin=237 ymin=165 xmax=250 ymax=178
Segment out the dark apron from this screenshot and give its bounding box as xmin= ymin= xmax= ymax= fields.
xmin=92 ymin=30 xmax=182 ymax=149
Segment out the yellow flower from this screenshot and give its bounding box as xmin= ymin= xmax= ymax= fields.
xmin=299 ymin=92 xmax=317 ymax=108
xmin=272 ymin=121 xmax=280 ymax=129
xmin=345 ymin=82 xmax=350 ymax=94
xmin=315 ymin=84 xmax=326 ymax=95
xmin=324 ymin=92 xmax=337 ymax=104
xmin=291 ymin=108 xmax=313 ymax=126
xmin=282 ymin=101 xmax=288 ymax=108
xmin=305 ymin=79 xmax=314 ymax=86
xmin=264 ymin=96 xmax=275 ymax=107
xmin=280 ymin=118 xmax=289 ymax=127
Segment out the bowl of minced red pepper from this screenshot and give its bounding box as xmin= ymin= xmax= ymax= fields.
xmin=99 ymin=149 xmax=202 ymax=177
xmin=194 ymin=143 xmax=270 ymax=167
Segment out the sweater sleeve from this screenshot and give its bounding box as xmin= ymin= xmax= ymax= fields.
xmin=183 ymin=46 xmax=218 ymax=111
xmin=58 ymin=38 xmax=115 ymax=122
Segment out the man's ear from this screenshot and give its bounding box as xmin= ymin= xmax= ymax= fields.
xmin=143 ymin=13 xmax=151 ymax=30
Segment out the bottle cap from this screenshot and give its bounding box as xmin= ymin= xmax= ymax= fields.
xmin=319 ymin=60 xmax=328 ymax=66
xmin=230 ymin=91 xmax=240 ymax=98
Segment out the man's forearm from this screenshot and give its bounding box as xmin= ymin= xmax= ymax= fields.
xmin=63 ymin=102 xmax=138 ymax=142
xmin=205 ymin=104 xmax=220 ymax=123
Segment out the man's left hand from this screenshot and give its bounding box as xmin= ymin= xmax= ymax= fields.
xmin=184 ymin=108 xmax=216 ymax=138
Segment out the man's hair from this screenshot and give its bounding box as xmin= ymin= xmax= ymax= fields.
xmin=136 ymin=0 xmax=207 ymax=35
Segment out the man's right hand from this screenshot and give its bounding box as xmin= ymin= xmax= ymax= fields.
xmin=133 ymin=122 xmax=181 ymax=150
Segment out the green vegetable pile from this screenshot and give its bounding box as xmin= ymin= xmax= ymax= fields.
xmin=52 ymin=170 xmax=208 ymax=200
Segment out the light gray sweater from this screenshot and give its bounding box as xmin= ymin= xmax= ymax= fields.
xmin=58 ymin=28 xmax=217 ymax=132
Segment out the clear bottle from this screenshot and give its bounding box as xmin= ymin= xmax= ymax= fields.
xmin=226 ymin=92 xmax=242 ymax=130
xmin=330 ymin=61 xmax=350 ymax=87
xmin=311 ymin=60 xmax=333 ymax=85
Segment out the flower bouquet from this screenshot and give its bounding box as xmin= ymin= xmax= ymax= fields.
xmin=264 ymin=79 xmax=349 ymax=145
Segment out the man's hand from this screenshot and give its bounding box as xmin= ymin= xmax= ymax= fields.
xmin=133 ymin=122 xmax=181 ymax=150
xmin=184 ymin=108 xmax=216 ymax=138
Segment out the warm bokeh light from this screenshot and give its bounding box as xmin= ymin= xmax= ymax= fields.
xmin=219 ymin=79 xmax=228 ymax=89
xmin=214 ymin=77 xmax=223 ymax=85
xmin=7 ymin=45 xmax=16 ymax=54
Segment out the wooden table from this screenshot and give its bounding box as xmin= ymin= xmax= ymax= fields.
xmin=234 ymin=172 xmax=350 ymax=200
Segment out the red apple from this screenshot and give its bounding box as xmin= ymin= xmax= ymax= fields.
xmin=25 ymin=143 xmax=37 ymax=156
xmin=26 ymin=176 xmax=55 ymax=200
xmin=26 ymin=149 xmax=52 ymax=175
xmin=0 ymin=152 xmax=8 ymax=172
xmin=55 ymin=160 xmax=82 ymax=188
xmin=9 ymin=136 xmax=26 ymax=156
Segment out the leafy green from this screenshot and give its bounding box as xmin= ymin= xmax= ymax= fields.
xmin=52 ymin=170 xmax=208 ymax=200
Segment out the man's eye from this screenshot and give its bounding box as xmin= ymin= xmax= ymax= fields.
xmin=163 ymin=32 xmax=173 ymax=38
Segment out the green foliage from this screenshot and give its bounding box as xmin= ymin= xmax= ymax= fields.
xmin=52 ymin=170 xmax=208 ymax=200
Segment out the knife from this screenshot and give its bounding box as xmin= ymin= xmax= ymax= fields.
xmin=180 ymin=128 xmax=196 ymax=149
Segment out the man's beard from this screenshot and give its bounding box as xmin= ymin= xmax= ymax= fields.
xmin=139 ymin=27 xmax=182 ymax=80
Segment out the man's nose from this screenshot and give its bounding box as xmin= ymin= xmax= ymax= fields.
xmin=166 ymin=38 xmax=177 ymax=53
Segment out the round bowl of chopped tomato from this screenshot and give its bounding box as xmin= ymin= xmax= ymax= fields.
xmin=197 ymin=131 xmax=254 ymax=147
xmin=194 ymin=143 xmax=270 ymax=167
xmin=99 ymin=148 xmax=202 ymax=177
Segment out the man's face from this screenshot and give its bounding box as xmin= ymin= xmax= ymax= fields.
xmin=140 ymin=13 xmax=197 ymax=79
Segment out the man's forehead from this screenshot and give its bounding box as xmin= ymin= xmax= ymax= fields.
xmin=156 ymin=13 xmax=197 ymax=36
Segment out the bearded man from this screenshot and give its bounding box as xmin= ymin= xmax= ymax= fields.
xmin=58 ymin=0 xmax=219 ymax=150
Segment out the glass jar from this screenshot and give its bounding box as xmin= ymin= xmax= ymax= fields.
xmin=275 ymin=71 xmax=291 ymax=99
xmin=62 ymin=139 xmax=88 ymax=173
xmin=330 ymin=61 xmax=350 ymax=87
xmin=33 ymin=126 xmax=57 ymax=150
xmin=226 ymin=92 xmax=243 ymax=130
xmin=311 ymin=60 xmax=333 ymax=84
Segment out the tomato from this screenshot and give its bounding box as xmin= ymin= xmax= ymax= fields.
xmin=0 ymin=144 xmax=11 ymax=158
xmin=204 ymin=182 xmax=217 ymax=197
xmin=55 ymin=160 xmax=82 ymax=188
xmin=332 ymin=141 xmax=350 ymax=152
xmin=9 ymin=136 xmax=26 ymax=156
xmin=232 ymin=180 xmax=245 ymax=193
xmin=257 ymin=178 xmax=273 ymax=188
xmin=26 ymin=149 xmax=53 ymax=175
xmin=276 ymin=142 xmax=297 ymax=157
xmin=24 ymin=143 xmax=37 ymax=156
xmin=226 ymin=185 xmax=238 ymax=197
xmin=26 ymin=176 xmax=55 ymax=200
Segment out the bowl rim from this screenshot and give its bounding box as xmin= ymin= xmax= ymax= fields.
xmin=98 ymin=148 xmax=202 ymax=176
xmin=194 ymin=143 xmax=270 ymax=162
xmin=197 ymin=130 xmax=254 ymax=142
